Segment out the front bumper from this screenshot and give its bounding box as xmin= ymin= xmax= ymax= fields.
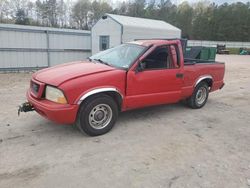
xmin=27 ymin=89 xmax=79 ymax=124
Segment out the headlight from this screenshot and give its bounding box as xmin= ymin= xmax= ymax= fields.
xmin=45 ymin=86 xmax=67 ymax=104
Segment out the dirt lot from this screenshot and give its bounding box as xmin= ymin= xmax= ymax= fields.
xmin=0 ymin=55 xmax=250 ymax=188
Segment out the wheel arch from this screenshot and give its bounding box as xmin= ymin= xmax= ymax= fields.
xmin=77 ymin=88 xmax=123 ymax=111
xmin=195 ymin=75 xmax=213 ymax=88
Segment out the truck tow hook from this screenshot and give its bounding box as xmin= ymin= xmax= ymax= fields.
xmin=18 ymin=102 xmax=34 ymax=116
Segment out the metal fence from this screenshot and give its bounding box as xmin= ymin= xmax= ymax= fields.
xmin=0 ymin=24 xmax=91 ymax=71
xmin=188 ymin=40 xmax=250 ymax=48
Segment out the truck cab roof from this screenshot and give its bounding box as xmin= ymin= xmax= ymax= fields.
xmin=128 ymin=39 xmax=182 ymax=47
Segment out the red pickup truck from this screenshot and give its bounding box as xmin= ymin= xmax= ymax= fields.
xmin=20 ymin=39 xmax=225 ymax=136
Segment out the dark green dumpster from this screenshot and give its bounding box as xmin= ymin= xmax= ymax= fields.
xmin=185 ymin=46 xmax=217 ymax=60
xmin=208 ymin=47 xmax=216 ymax=60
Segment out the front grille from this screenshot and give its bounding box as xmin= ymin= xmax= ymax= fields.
xmin=31 ymin=81 xmax=40 ymax=94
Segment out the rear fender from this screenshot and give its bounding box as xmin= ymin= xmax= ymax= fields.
xmin=194 ymin=75 xmax=213 ymax=89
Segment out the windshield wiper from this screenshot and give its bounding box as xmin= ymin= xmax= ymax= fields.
xmin=93 ymin=58 xmax=111 ymax=66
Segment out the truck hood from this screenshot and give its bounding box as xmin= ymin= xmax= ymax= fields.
xmin=33 ymin=61 xmax=116 ymax=86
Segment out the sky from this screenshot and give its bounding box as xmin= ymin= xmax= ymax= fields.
xmin=177 ymin=0 xmax=249 ymax=4
xmin=63 ymin=0 xmax=250 ymax=6
xmin=110 ymin=0 xmax=249 ymax=5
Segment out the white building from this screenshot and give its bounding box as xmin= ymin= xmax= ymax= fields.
xmin=91 ymin=14 xmax=181 ymax=54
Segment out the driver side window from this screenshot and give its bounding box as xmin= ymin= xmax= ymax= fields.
xmin=141 ymin=45 xmax=179 ymax=70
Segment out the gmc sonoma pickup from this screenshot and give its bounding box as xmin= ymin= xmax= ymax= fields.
xmin=20 ymin=39 xmax=225 ymax=136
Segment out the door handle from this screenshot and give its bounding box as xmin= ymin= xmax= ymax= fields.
xmin=176 ymin=73 xmax=184 ymax=78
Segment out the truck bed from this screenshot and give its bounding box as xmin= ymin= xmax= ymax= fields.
xmin=181 ymin=58 xmax=225 ymax=99
xmin=184 ymin=58 xmax=224 ymax=65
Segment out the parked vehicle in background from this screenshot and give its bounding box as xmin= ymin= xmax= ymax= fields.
xmin=217 ymin=44 xmax=230 ymax=54
xmin=20 ymin=39 xmax=225 ymax=136
xmin=239 ymin=48 xmax=250 ymax=55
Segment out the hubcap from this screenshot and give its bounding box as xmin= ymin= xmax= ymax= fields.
xmin=196 ymin=87 xmax=207 ymax=105
xmin=89 ymin=104 xmax=112 ymax=129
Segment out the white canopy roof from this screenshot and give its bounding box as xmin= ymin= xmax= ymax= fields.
xmin=105 ymin=14 xmax=181 ymax=32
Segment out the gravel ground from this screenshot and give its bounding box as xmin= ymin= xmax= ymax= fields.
xmin=0 ymin=55 xmax=250 ymax=188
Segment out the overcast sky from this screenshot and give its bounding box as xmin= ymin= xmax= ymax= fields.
xmin=110 ymin=0 xmax=249 ymax=5
xmin=177 ymin=0 xmax=249 ymax=4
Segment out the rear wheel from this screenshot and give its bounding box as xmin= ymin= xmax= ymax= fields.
xmin=76 ymin=94 xmax=118 ymax=136
xmin=187 ymin=82 xmax=209 ymax=109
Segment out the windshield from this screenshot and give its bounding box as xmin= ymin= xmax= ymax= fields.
xmin=89 ymin=44 xmax=146 ymax=69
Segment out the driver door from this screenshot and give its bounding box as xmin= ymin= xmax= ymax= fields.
xmin=125 ymin=44 xmax=183 ymax=109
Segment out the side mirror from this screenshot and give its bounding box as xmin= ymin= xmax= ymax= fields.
xmin=136 ymin=61 xmax=146 ymax=72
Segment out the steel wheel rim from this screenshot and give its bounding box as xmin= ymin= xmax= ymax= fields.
xmin=196 ymin=87 xmax=207 ymax=105
xmin=88 ymin=104 xmax=112 ymax=129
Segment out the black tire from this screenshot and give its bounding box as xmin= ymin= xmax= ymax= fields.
xmin=187 ymin=82 xmax=209 ymax=109
xmin=75 ymin=94 xmax=118 ymax=136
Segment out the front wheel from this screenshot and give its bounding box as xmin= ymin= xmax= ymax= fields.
xmin=75 ymin=94 xmax=118 ymax=136
xmin=187 ymin=82 xmax=209 ymax=109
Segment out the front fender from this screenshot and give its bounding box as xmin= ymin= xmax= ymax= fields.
xmin=75 ymin=87 xmax=124 ymax=105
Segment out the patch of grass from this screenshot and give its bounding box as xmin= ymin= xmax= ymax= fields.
xmin=226 ymin=48 xmax=250 ymax=54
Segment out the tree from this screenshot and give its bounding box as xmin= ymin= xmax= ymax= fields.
xmin=72 ymin=0 xmax=91 ymax=29
xmin=0 ymin=0 xmax=11 ymax=23
xmin=35 ymin=0 xmax=48 ymax=26
xmin=34 ymin=0 xmax=58 ymax=27
xmin=157 ymin=0 xmax=177 ymax=25
xmin=46 ymin=0 xmax=58 ymax=27
xmin=113 ymin=1 xmax=129 ymax=15
xmin=90 ymin=0 xmax=112 ymax=24
xmin=57 ymin=0 xmax=67 ymax=27
xmin=176 ymin=1 xmax=193 ymax=39
xmin=127 ymin=0 xmax=146 ymax=17
xmin=0 ymin=0 xmax=250 ymax=41
xmin=15 ymin=8 xmax=30 ymax=24
xmin=144 ymin=0 xmax=158 ymax=19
